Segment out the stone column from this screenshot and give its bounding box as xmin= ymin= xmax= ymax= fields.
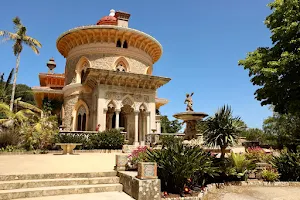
xmin=97 ymin=92 xmax=102 ymax=130
xmin=134 ymin=111 xmax=139 ymax=146
xmin=107 ymin=112 xmax=114 ymax=130
xmin=115 ymin=109 xmax=120 ymax=129
xmin=147 ymin=112 xmax=150 ymax=135
xmin=103 ymin=109 xmax=107 ymax=131
xmin=140 ymin=113 xmax=146 ymax=146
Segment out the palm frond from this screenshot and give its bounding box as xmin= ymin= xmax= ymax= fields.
xmin=0 ymin=118 xmax=9 ymax=125
xmin=12 ymin=17 xmax=22 ymax=30
xmin=14 ymin=109 xmax=34 ymax=122
xmin=0 ymin=102 xmax=13 ymax=118
xmin=4 ymin=68 xmax=14 ymax=90
xmin=28 ymin=44 xmax=39 ymax=54
xmin=0 ymin=31 xmax=19 ymax=41
xmin=17 ymin=26 xmax=26 ymax=37
xmin=24 ymin=36 xmax=42 ymax=48
xmin=14 ymin=100 xmax=42 ymax=113
xmin=0 ymin=73 xmax=3 ymax=85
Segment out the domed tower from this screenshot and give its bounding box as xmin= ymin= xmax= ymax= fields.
xmin=56 ymin=9 xmax=170 ymax=145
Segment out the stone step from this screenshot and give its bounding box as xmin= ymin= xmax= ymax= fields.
xmin=0 ymin=172 xmax=117 ymax=181
xmin=0 ymin=177 xmax=120 ymax=190
xmin=0 ymin=183 xmax=123 ymax=200
xmin=14 ymin=192 xmax=134 ymax=200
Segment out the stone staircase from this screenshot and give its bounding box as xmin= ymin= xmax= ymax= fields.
xmin=0 ymin=172 xmax=123 ymax=200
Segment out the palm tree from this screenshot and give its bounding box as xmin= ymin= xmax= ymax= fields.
xmin=204 ymin=105 xmax=244 ymax=159
xmin=0 ymin=102 xmax=35 ymax=127
xmin=0 ymin=68 xmax=14 ymax=103
xmin=0 ymin=17 xmax=41 ymax=111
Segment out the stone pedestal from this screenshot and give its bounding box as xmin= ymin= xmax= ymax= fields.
xmin=118 ymin=171 xmax=161 ymax=200
xmin=114 ymin=154 xmax=128 ymax=171
xmin=255 ymin=162 xmax=272 ymax=179
xmin=136 ymin=162 xmax=158 ymax=180
xmin=184 ymin=120 xmax=198 ymax=140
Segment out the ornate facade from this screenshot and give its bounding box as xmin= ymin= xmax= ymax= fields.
xmin=33 ymin=9 xmax=170 ymax=145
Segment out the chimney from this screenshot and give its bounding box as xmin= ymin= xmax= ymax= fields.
xmin=115 ymin=11 xmax=131 ymax=28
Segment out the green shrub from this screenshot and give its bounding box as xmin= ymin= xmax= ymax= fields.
xmin=160 ymin=135 xmax=183 ymax=149
xmin=0 ymin=145 xmax=25 ymax=152
xmin=271 ymin=150 xmax=300 ymax=181
xmin=245 ymin=146 xmax=273 ymax=163
xmin=90 ymin=129 xmax=124 ymax=149
xmin=0 ymin=129 xmax=19 ymax=148
xmin=56 ymin=129 xmax=124 ymax=149
xmin=146 ymin=143 xmax=218 ymax=194
xmin=228 ymin=152 xmax=255 ymax=180
xmin=21 ymin=115 xmax=58 ymax=150
xmin=262 ymin=168 xmax=280 ymax=182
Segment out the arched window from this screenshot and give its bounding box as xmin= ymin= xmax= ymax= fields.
xmin=77 ymin=106 xmax=86 ymax=131
xmin=116 ymin=40 xmax=122 ymax=48
xmin=123 ymin=40 xmax=128 ymax=48
xmin=80 ymin=70 xmax=85 ymax=84
xmin=75 ymin=58 xmax=89 ymax=84
xmin=116 ymin=61 xmax=126 ymax=72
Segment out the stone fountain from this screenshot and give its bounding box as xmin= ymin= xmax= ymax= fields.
xmin=173 ymin=92 xmax=208 ymax=140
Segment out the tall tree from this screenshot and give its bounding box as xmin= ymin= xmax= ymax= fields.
xmin=263 ymin=112 xmax=300 ymax=150
xmin=160 ymin=115 xmax=182 ymax=133
xmin=239 ymin=0 xmax=300 ymax=115
xmin=0 ymin=68 xmax=14 ymax=103
xmin=204 ymin=105 xmax=244 ymax=159
xmin=0 ymin=17 xmax=41 ymax=111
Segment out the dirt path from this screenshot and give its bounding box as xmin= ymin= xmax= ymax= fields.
xmin=203 ymin=186 xmax=300 ymax=200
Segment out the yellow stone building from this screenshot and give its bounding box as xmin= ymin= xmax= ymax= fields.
xmin=33 ymin=9 xmax=170 ymax=145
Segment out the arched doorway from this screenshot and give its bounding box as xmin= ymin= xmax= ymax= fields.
xmin=76 ymin=106 xmax=87 ymax=131
xmin=120 ymin=105 xmax=134 ymax=143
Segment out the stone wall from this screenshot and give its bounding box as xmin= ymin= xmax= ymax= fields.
xmin=65 ymin=53 xmax=149 ymax=85
xmin=63 ymin=95 xmax=79 ymax=131
xmin=118 ymin=171 xmax=161 ymax=200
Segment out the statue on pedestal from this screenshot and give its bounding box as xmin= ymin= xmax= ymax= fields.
xmin=184 ymin=92 xmax=194 ymax=112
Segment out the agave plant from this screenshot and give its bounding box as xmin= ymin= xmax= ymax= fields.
xmin=204 ymin=105 xmax=244 ymax=159
xmin=146 ymin=143 xmax=218 ymax=194
xmin=228 ymin=152 xmax=255 ymax=179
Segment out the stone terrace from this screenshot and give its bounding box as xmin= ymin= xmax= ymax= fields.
xmin=0 ymin=153 xmax=121 ymax=175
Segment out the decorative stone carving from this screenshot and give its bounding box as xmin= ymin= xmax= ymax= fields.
xmin=123 ymin=97 xmax=134 ymax=106
xmin=67 ymin=43 xmax=153 ymax=67
xmin=134 ymin=94 xmax=142 ymax=101
xmin=63 ymin=95 xmax=79 ymax=130
xmin=114 ymin=154 xmax=128 ymax=171
xmin=137 ymin=162 xmax=158 ymax=180
xmin=116 ymin=61 xmax=127 ymax=72
xmin=144 ymin=95 xmax=149 ymax=102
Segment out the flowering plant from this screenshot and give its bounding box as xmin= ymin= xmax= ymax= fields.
xmin=128 ymin=146 xmax=150 ymax=165
xmin=246 ymin=146 xmax=272 ymax=163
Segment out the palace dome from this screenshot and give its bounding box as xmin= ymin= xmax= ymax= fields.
xmin=96 ymin=9 xmax=117 ymax=25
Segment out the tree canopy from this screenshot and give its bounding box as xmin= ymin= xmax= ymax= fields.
xmin=239 ymin=0 xmax=300 ymax=115
xmin=263 ymin=112 xmax=300 ymax=150
xmin=160 ymin=115 xmax=182 ymax=133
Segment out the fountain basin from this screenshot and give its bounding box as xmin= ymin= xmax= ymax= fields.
xmin=173 ymin=112 xmax=208 ymax=121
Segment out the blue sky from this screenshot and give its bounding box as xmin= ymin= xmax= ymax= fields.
xmin=0 ymin=0 xmax=273 ymax=128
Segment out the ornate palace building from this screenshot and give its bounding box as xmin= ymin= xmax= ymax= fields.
xmin=33 ymin=9 xmax=170 ymax=145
